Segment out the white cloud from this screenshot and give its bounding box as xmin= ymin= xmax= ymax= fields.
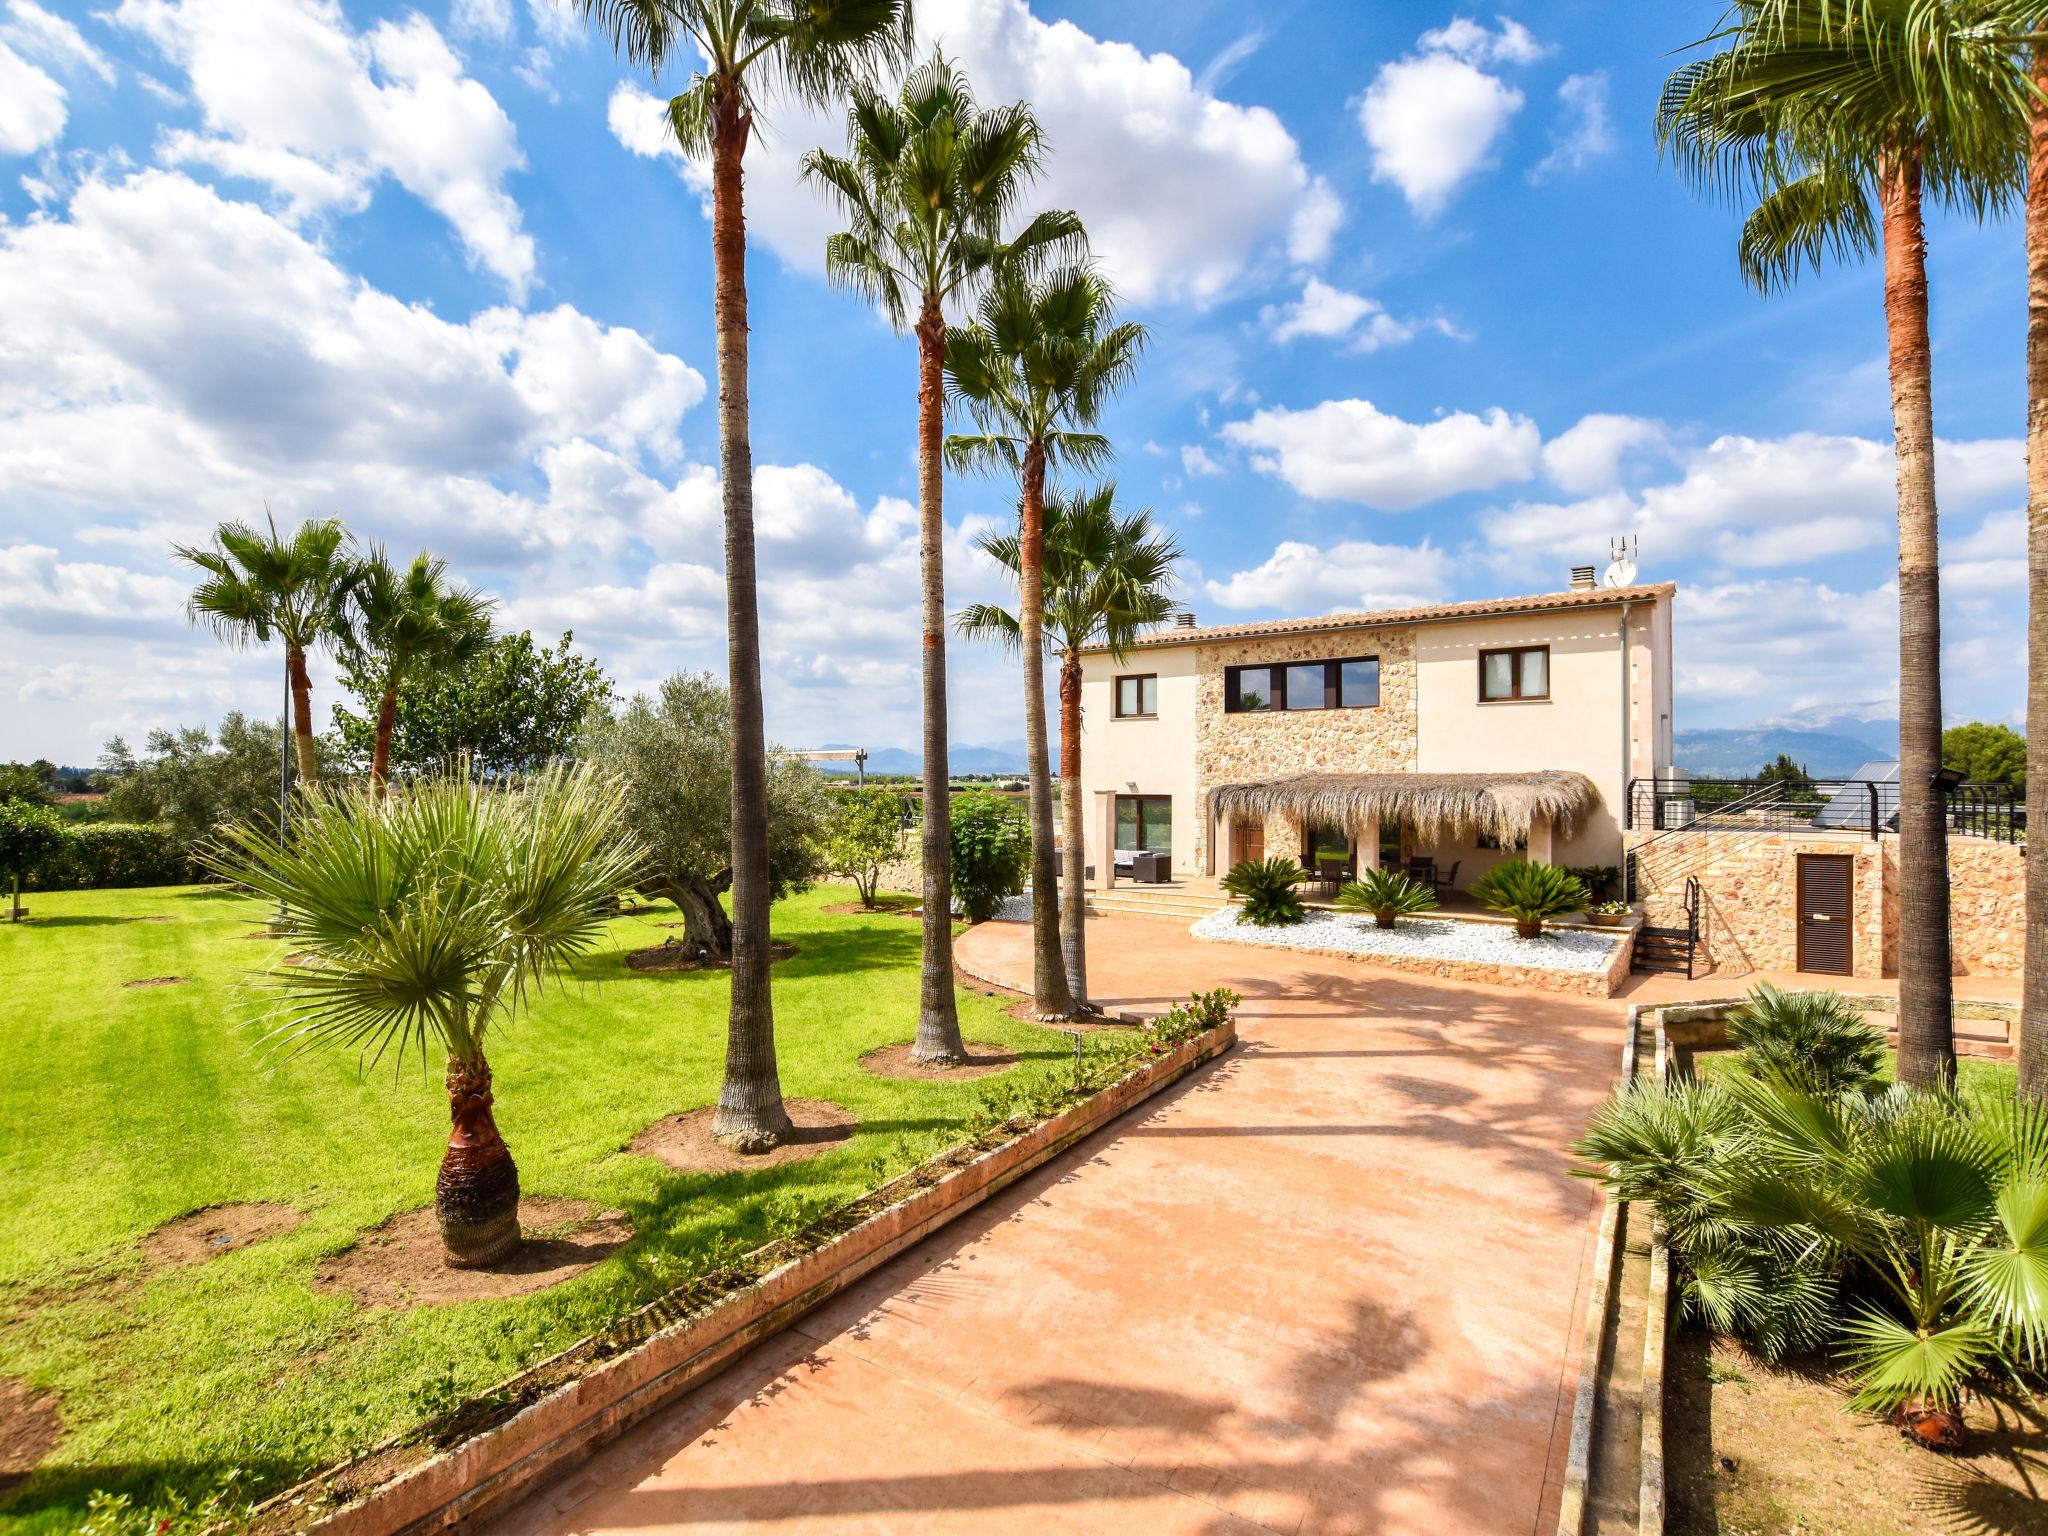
xmin=1541 ymin=413 xmax=1666 ymax=494
xmin=524 ymin=0 xmax=579 ymax=48
xmin=1359 ymin=19 xmax=1534 ymax=216
xmin=0 ymin=544 xmax=188 ymax=634
xmin=609 ymin=0 xmax=1342 ymax=305
xmin=451 ymin=0 xmax=514 ymax=43
xmin=1222 ymin=398 xmax=1542 ymax=509
xmin=115 ymin=0 xmax=537 ymax=296
xmin=1532 ymin=71 xmax=1614 ymax=179
xmin=1205 ymin=538 xmax=1454 ymax=614
xmin=0 ymin=43 xmax=65 ymax=155
xmin=6 ymin=2 xmax=115 ymax=82
xmin=1180 ymin=444 xmax=1223 ymax=478
xmin=1676 ymin=577 xmax=1902 ymax=713
xmin=1257 ymin=277 xmax=1442 ymax=353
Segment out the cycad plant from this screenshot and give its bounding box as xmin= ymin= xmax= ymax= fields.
xmin=957 ymin=484 xmax=1180 ymax=1001
xmin=1657 ymin=0 xmax=2030 ymax=1087
xmin=947 ymin=266 xmax=1147 ymax=1020
xmin=205 ymin=767 xmax=644 ymax=1267
xmin=803 ymin=51 xmax=1079 ymax=1064
xmin=1724 ymin=982 xmax=1888 ymax=1096
xmin=339 ymin=548 xmax=495 ymax=790
xmin=1335 ymin=867 xmax=1438 ymax=930
xmin=1467 ymin=859 xmax=1587 ymax=938
xmin=1222 ymin=857 xmax=1306 ymax=928
xmin=575 ymin=0 xmax=913 ymax=1150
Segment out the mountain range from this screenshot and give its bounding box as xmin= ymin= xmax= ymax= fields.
xmin=809 ymin=741 xmax=1040 ymax=777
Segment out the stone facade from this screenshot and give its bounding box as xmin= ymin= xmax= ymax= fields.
xmin=1632 ymin=829 xmax=2025 ymax=981
xmin=1193 ymin=627 xmax=1417 ymax=870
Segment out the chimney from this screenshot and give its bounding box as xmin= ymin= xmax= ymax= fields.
xmin=1174 ymin=611 xmax=1197 ymax=629
xmin=1569 ymin=565 xmax=1597 ymax=591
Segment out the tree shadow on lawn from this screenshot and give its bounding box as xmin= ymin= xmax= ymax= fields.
xmin=1 ymin=1455 xmax=308 ymax=1530
xmin=11 ymin=914 xmax=145 ymax=928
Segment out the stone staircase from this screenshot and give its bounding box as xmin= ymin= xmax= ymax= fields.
xmin=1081 ymin=883 xmax=1232 ymax=924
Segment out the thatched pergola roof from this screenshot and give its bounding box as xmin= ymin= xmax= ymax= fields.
xmin=1209 ymin=771 xmax=1600 ymax=846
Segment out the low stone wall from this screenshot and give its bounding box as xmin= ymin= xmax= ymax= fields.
xmin=1632 ymin=830 xmax=2024 ymax=982
xmin=1188 ymin=920 xmax=1636 ymax=997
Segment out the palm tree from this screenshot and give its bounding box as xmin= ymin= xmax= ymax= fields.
xmin=342 ymin=549 xmax=496 ymax=790
xmin=1658 ymin=0 xmax=2027 ymax=1088
xmin=945 ymin=267 xmax=1146 ymax=1020
xmin=204 ymin=767 xmax=644 ymax=1267
xmin=576 ymin=0 xmax=912 ymax=1150
xmin=957 ymin=485 xmax=1180 ymax=1001
xmin=175 ymin=515 xmax=357 ymax=793
xmin=801 ymin=52 xmax=1081 ymax=1065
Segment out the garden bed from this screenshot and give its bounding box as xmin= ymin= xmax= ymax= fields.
xmin=247 ymin=1016 xmax=1236 ymax=1536
xmin=1188 ymin=907 xmax=1633 ymax=996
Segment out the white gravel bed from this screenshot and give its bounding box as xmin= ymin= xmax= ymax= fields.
xmin=1189 ymin=906 xmax=1622 ymax=973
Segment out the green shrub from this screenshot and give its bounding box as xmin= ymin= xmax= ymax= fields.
xmin=0 ymin=800 xmax=66 ymax=919
xmin=1335 ymin=867 xmax=1437 ymax=929
xmin=1221 ymin=857 xmax=1305 ymax=926
xmin=1147 ymin=987 xmax=1241 ymax=1051
xmin=1723 ymin=983 xmax=1886 ymax=1097
xmin=1467 ymin=858 xmax=1587 ymax=937
xmin=949 ymin=791 xmax=1029 ymax=921
xmin=825 ymin=788 xmax=903 ymax=908
xmin=28 ymin=823 xmax=191 ymax=891
xmin=1566 ymin=864 xmax=1621 ymax=902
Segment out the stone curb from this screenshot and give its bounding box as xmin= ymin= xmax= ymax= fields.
xmin=254 ymin=1022 xmax=1238 ymax=1536
xmin=1555 ymin=1005 xmax=1640 ymax=1535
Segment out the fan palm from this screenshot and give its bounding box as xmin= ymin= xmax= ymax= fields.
xmin=802 ymin=51 xmax=1081 ymax=1063
xmin=340 ymin=548 xmax=495 ymax=790
xmin=575 ymin=0 xmax=912 ymax=1149
xmin=957 ymin=484 xmax=1181 ymax=1000
xmin=945 ymin=267 xmax=1147 ymax=1020
xmin=204 ymin=767 xmax=644 ymax=1267
xmin=1658 ymin=0 xmax=2029 ymax=1088
xmin=174 ymin=514 xmax=357 ymax=791
xmin=1723 ymin=981 xmax=1889 ymax=1095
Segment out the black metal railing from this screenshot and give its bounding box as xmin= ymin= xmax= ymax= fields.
xmin=1624 ymin=776 xmax=2022 ymax=844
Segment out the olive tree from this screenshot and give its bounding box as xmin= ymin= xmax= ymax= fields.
xmin=581 ymin=673 xmax=832 ymax=955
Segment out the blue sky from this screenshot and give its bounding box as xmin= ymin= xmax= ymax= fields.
xmin=0 ymin=0 xmax=2028 ymax=764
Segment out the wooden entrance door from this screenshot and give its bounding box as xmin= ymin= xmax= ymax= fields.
xmin=1796 ymin=854 xmax=1853 ymax=975
xmin=1233 ymin=821 xmax=1264 ymax=865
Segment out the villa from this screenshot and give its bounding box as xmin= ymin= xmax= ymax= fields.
xmin=1078 ymin=569 xmax=1674 ymax=894
xmin=1079 ymin=571 xmax=2027 ymax=985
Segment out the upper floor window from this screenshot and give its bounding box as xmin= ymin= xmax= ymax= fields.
xmin=1225 ymin=656 xmax=1379 ymax=713
xmin=1114 ymin=674 xmax=1159 ymax=719
xmin=1479 ymin=645 xmax=1549 ymax=702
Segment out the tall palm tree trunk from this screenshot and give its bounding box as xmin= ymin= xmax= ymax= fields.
xmin=707 ymin=87 xmax=791 ymax=1151
xmin=286 ymin=642 xmax=319 ymax=785
xmin=912 ymin=298 xmax=967 ymax=1063
xmin=1018 ymin=442 xmax=1077 ymax=1019
xmin=437 ymin=1048 xmax=520 ymax=1268
xmin=1881 ymin=146 xmax=1956 ymax=1089
xmin=1058 ymin=647 xmax=1087 ymax=1002
xmin=2023 ymin=43 xmax=2048 ymax=1101
xmin=372 ymin=678 xmax=398 ymax=790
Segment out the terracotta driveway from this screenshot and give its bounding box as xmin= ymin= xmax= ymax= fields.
xmin=487 ymin=917 xmax=1623 ymax=1536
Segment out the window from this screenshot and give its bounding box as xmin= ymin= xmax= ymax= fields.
xmin=1479 ymin=645 xmax=1549 ymax=702
xmin=1224 ymin=655 xmax=1379 ymax=713
xmin=1302 ymin=824 xmax=1350 ymax=872
xmin=1114 ymin=673 xmax=1158 ymax=719
xmin=1114 ymin=795 xmax=1173 ymax=853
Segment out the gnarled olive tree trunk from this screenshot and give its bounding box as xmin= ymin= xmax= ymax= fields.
xmin=645 ymin=872 xmax=734 ymax=958
xmin=437 ymin=1050 xmax=520 ymax=1268
xmin=1880 ymin=146 xmax=1956 ymax=1090
xmin=707 ymin=84 xmax=791 ymax=1153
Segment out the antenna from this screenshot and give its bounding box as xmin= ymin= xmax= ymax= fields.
xmin=1603 ymin=534 xmax=1638 ymax=589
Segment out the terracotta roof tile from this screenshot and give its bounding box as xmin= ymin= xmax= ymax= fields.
xmin=1100 ymin=582 xmax=1676 ymax=651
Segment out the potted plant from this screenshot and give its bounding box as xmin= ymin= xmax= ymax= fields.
xmin=1334 ymin=867 xmax=1437 ymax=930
xmin=1468 ymin=859 xmax=1588 ymax=939
xmin=1585 ymin=899 xmax=1632 ymax=928
xmin=1221 ymin=856 xmax=1307 ymax=927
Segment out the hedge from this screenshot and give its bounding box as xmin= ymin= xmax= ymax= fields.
xmin=26 ymin=823 xmax=193 ymax=891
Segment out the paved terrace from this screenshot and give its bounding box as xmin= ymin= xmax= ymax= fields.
xmin=489 ymin=916 xmax=1628 ymax=1536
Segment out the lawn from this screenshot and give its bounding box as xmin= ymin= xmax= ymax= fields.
xmin=0 ymin=883 xmax=1122 ymax=1533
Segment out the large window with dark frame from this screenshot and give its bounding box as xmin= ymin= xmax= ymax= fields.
xmin=1478 ymin=645 xmax=1549 ymax=702
xmin=1223 ymin=655 xmax=1379 ymax=714
xmin=1113 ymin=795 xmax=1173 ymax=853
xmin=1113 ymin=673 xmax=1159 ymax=719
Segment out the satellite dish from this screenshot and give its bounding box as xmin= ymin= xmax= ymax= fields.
xmin=1602 ymin=557 xmax=1637 ymax=588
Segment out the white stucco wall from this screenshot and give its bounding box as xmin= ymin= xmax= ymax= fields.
xmin=1077 ymin=645 xmax=1201 ymax=874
